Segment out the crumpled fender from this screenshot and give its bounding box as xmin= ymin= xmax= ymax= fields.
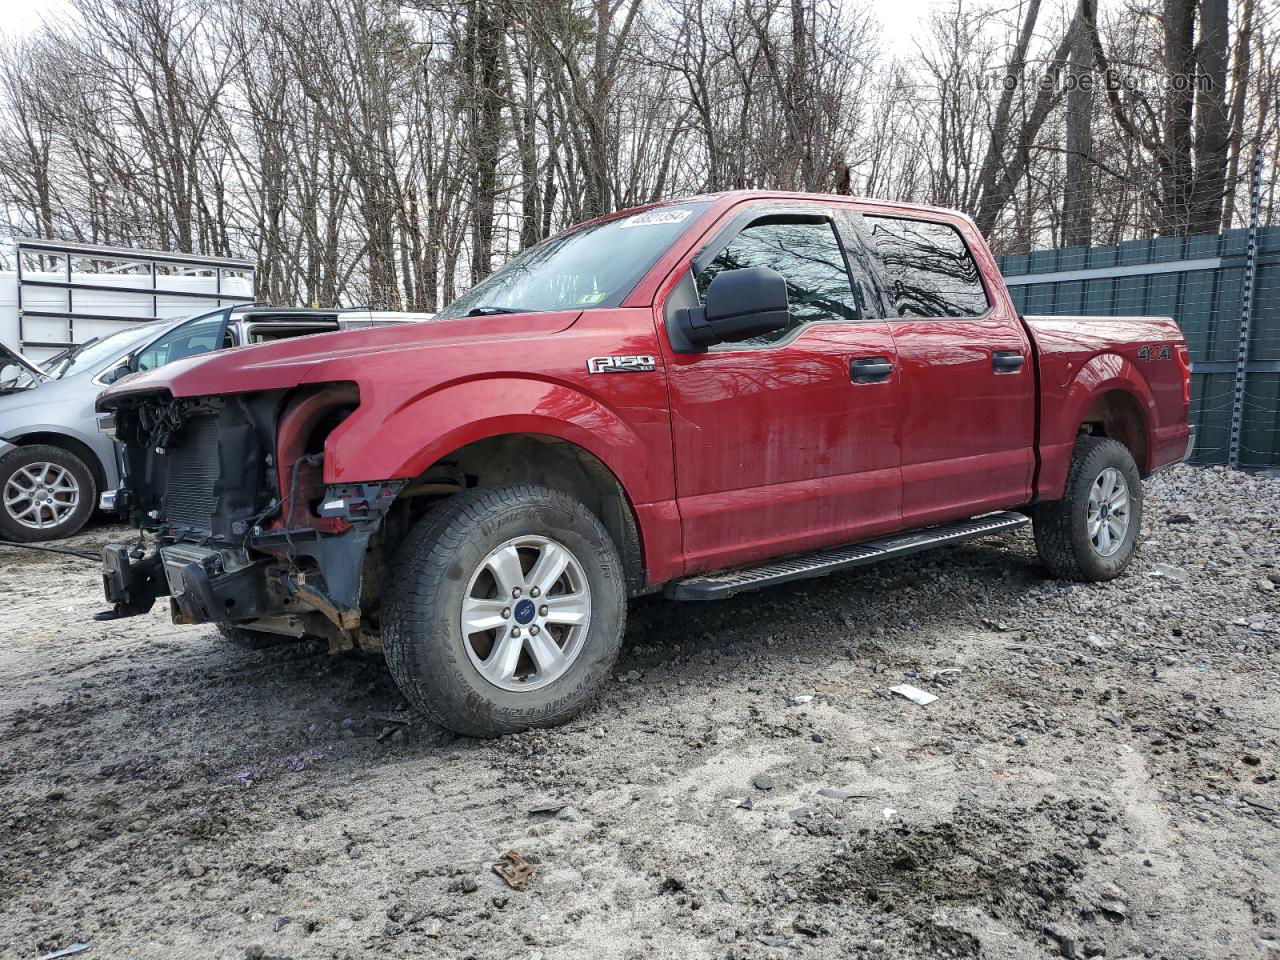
xmin=322 ymin=375 xmax=664 ymax=506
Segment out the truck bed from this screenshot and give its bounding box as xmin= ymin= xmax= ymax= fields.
xmin=1023 ymin=314 xmax=1191 ymax=500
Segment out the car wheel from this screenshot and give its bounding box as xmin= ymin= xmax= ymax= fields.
xmin=1032 ymin=436 xmax=1143 ymax=582
xmin=0 ymin=444 xmax=97 ymax=542
xmin=383 ymin=485 xmax=627 ymax=738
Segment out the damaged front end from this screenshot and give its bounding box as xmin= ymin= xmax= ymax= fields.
xmin=96 ymin=383 xmax=402 ymax=651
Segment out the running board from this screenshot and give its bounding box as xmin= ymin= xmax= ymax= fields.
xmin=666 ymin=511 xmax=1030 ymax=600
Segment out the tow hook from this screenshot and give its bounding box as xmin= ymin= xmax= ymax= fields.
xmin=93 ymin=599 xmax=156 ymax=621
xmin=95 ymin=544 xmax=164 ymax=621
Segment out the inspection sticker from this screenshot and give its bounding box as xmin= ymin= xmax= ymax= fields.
xmin=618 ymin=208 xmax=693 ymax=228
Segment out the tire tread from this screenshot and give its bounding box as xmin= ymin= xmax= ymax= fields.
xmin=1033 ymin=436 xmax=1141 ymax=582
xmin=383 ymin=485 xmax=625 ymax=737
xmin=0 ymin=443 xmax=97 ymax=542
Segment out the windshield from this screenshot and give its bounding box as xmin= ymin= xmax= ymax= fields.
xmin=39 ymin=323 xmax=168 ymax=381
xmin=436 ymin=202 xmax=710 ymax=320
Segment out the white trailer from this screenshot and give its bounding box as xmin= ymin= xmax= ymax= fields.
xmin=1 ymin=239 xmax=255 ymax=362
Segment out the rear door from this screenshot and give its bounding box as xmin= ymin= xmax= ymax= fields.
xmin=660 ymin=202 xmax=903 ymax=574
xmin=860 ymin=211 xmax=1035 ymax=527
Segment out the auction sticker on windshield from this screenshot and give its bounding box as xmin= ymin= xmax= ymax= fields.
xmin=618 ymin=209 xmax=693 ymax=228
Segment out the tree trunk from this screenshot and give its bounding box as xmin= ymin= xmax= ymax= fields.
xmin=1159 ymin=0 xmax=1197 ymax=235
xmin=1062 ymin=6 xmax=1093 ymax=247
xmin=467 ymin=0 xmax=504 ymax=282
xmin=1189 ymin=0 xmax=1231 ymax=235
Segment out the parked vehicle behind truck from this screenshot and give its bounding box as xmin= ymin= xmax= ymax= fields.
xmin=0 ymin=306 xmax=432 ymax=541
xmin=95 ymin=191 xmax=1193 ymax=737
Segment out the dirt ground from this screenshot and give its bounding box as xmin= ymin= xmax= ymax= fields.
xmin=1 ymin=464 xmax=1278 ymax=960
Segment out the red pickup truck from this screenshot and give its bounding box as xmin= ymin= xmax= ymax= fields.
xmin=96 ymin=191 xmax=1192 ymax=736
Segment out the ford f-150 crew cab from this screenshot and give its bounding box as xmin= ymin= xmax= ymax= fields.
xmin=94 ymin=191 xmax=1193 ymax=737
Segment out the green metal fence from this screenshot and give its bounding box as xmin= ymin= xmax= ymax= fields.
xmin=996 ymin=225 xmax=1280 ymax=468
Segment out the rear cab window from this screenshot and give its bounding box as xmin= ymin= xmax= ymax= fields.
xmin=863 ymin=215 xmax=990 ymax=318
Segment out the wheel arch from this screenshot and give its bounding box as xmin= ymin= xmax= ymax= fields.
xmin=397 ymin=433 xmax=647 ymax=595
xmin=1078 ymin=388 xmax=1151 ymax=475
xmin=1036 ymin=355 xmax=1157 ymax=500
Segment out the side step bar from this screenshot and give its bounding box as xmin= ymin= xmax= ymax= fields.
xmin=666 ymin=511 xmax=1030 ymax=601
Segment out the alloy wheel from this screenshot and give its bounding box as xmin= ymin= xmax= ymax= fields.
xmin=1086 ymin=466 xmax=1130 ymax=557
xmin=461 ymin=535 xmax=592 ymax=692
xmin=3 ymin=462 xmax=81 ymax=531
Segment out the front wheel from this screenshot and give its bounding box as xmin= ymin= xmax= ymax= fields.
xmin=1032 ymin=436 xmax=1143 ymax=582
xmin=383 ymin=485 xmax=627 ymax=738
xmin=0 ymin=444 xmax=97 ymax=542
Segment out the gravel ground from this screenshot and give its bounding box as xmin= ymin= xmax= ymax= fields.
xmin=1 ymin=464 xmax=1278 ymax=960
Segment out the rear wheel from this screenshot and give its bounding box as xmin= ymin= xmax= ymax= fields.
xmin=1033 ymin=436 xmax=1143 ymax=582
xmin=0 ymin=444 xmax=96 ymax=542
xmin=383 ymin=485 xmax=627 ymax=738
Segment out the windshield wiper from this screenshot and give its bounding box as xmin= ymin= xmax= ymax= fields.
xmin=465 ymin=306 xmax=527 ymax=316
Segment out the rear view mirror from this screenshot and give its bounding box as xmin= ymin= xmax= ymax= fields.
xmin=100 ymin=359 xmax=133 ymax=385
xmin=677 ymin=266 xmax=790 ymax=349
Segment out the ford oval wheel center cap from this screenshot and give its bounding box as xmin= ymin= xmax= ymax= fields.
xmin=513 ymin=598 xmax=536 ymax=625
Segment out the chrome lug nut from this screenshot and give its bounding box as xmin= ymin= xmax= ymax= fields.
xmin=511 ymin=587 xmax=522 ymax=598
xmin=539 ymin=605 xmax=548 ymax=616
xmin=530 ymin=586 xmax=541 ymax=597
xmin=502 ymin=607 xmax=512 ymax=619
xmin=530 ymin=625 xmax=540 ymax=635
xmin=511 ymin=627 xmax=521 ymax=638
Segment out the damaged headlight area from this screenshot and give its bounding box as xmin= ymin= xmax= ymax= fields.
xmin=95 ymin=384 xmax=403 ymax=650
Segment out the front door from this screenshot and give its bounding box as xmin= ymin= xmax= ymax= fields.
xmin=659 ymin=203 xmax=903 ymax=575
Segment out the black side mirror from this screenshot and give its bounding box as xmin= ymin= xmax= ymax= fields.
xmin=677 ymin=266 xmax=790 ymax=349
xmin=101 ymin=361 xmax=133 ymax=385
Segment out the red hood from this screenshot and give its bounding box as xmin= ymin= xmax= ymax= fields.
xmin=98 ymin=310 xmax=582 ymax=407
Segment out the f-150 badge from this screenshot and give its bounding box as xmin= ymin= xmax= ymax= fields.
xmin=587 ymin=355 xmax=656 ymax=374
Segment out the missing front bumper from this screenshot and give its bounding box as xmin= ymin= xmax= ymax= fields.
xmin=97 ymin=542 xmax=276 ymax=624
xmin=95 ymin=544 xmax=164 ymax=620
xmin=96 ymin=527 xmax=373 ymax=636
xmin=159 ymin=544 xmax=277 ymax=624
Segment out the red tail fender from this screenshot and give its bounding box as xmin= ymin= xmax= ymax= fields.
xmin=1036 ymin=352 xmax=1157 ymax=500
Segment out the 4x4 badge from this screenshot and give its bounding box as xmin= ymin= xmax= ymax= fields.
xmin=587 ymin=355 xmax=656 ymax=374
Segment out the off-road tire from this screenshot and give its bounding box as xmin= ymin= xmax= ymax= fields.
xmin=383 ymin=485 xmax=627 ymax=738
xmin=1033 ymin=436 xmax=1143 ymax=582
xmin=0 ymin=444 xmax=97 ymax=542
xmin=215 ymin=624 xmax=299 ymax=650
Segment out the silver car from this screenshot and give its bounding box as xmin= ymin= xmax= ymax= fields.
xmin=0 ymin=306 xmax=431 ymax=542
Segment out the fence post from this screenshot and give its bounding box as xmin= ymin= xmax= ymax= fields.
xmin=1228 ymin=145 xmax=1266 ymax=469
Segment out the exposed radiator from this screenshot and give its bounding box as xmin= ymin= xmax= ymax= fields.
xmin=162 ymin=414 xmax=221 ymax=528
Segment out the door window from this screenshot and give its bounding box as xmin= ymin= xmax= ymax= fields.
xmin=865 ymin=217 xmax=990 ymax=317
xmin=696 ymin=219 xmax=860 ymax=347
xmin=134 ymin=311 xmax=231 ymax=372
xmin=834 ymin=211 xmax=892 ymax=320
